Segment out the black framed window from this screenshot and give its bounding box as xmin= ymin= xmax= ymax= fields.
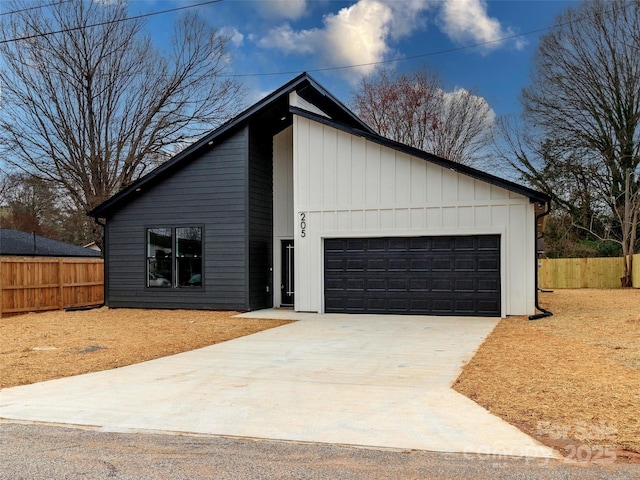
xmin=176 ymin=227 xmax=202 ymax=287
xmin=147 ymin=226 xmax=202 ymax=288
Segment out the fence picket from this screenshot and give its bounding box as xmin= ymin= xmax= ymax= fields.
xmin=539 ymin=254 xmax=640 ymax=289
xmin=0 ymin=257 xmax=104 ymax=317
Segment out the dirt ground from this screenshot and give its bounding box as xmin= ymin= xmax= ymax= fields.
xmin=0 ymin=308 xmax=291 ymax=389
xmin=1 ymin=290 xmax=639 ymax=462
xmin=454 ymin=289 xmax=640 ymax=462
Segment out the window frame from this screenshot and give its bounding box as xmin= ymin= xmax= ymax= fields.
xmin=146 ymin=225 xmax=204 ymax=290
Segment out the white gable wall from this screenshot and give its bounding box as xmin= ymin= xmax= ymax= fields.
xmin=292 ymin=115 xmax=536 ymax=317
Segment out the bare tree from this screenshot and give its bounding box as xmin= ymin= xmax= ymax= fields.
xmin=351 ymin=67 xmax=494 ymax=165
xmin=431 ymin=88 xmax=495 ymax=165
xmin=0 ymin=171 xmax=97 ymax=244
xmin=499 ymin=0 xmax=640 ymax=286
xmin=0 ymin=0 xmax=244 ymax=241
xmin=0 ymin=172 xmax=62 ymax=238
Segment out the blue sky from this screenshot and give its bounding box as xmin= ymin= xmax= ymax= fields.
xmin=136 ymin=0 xmax=580 ymax=118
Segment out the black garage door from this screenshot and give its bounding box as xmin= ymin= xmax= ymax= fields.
xmin=324 ymin=235 xmax=501 ymax=316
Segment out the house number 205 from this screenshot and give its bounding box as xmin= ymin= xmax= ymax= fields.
xmin=300 ymin=212 xmax=307 ymax=237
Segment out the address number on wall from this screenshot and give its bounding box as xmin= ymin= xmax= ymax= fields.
xmin=299 ymin=212 xmax=307 ymax=238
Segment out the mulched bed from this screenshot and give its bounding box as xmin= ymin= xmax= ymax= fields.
xmin=453 ymin=289 xmax=640 ymax=462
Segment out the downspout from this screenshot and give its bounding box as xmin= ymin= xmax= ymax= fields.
xmin=92 ymin=216 xmax=107 ymax=307
xmin=529 ymin=200 xmax=553 ymax=320
xmin=92 ymin=217 xmax=106 ymax=253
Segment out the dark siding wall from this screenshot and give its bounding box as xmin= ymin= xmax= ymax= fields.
xmin=105 ymin=128 xmax=250 ymax=310
xmin=247 ymin=125 xmax=274 ymax=310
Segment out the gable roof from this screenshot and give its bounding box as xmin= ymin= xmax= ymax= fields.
xmin=291 ymin=107 xmax=551 ymax=204
xmin=90 ymin=72 xmax=549 ymax=218
xmin=89 ymin=72 xmax=372 ymax=218
xmin=0 ymin=229 xmax=101 ymax=257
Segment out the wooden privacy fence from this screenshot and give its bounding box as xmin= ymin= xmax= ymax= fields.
xmin=0 ymin=257 xmax=104 ymax=318
xmin=539 ymin=254 xmax=640 ymax=289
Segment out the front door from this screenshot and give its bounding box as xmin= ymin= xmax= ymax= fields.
xmin=281 ymin=240 xmax=294 ymax=306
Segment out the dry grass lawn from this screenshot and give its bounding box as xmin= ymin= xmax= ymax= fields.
xmin=0 ymin=308 xmax=291 ymax=389
xmin=454 ymin=289 xmax=640 ymax=461
xmin=1 ymin=290 xmax=639 ymax=461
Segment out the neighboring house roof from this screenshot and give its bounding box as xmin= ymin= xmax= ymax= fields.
xmin=0 ymin=229 xmax=101 ymax=257
xmin=89 ymin=72 xmax=549 ymax=218
xmin=83 ymin=241 xmax=102 ymax=252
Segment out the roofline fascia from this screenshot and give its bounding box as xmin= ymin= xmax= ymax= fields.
xmin=300 ymin=75 xmax=374 ymax=134
xmin=89 ymin=76 xmax=309 ymax=218
xmin=89 ymin=72 xmax=371 ymax=218
xmin=290 ymin=106 xmax=551 ymax=204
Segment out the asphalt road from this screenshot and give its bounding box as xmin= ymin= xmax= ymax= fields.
xmin=1 ymin=422 xmax=638 ymax=480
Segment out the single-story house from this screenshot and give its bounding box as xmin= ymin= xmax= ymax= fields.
xmin=0 ymin=228 xmax=101 ymax=258
xmin=89 ymin=73 xmax=550 ymax=318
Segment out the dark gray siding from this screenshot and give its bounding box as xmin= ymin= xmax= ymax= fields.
xmin=105 ymin=128 xmax=250 ymax=310
xmin=247 ymin=125 xmax=274 ymax=310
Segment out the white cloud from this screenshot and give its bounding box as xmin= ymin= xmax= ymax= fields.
xmin=385 ymin=0 xmax=436 ymax=40
xmin=258 ymin=0 xmax=398 ymax=82
xmin=257 ymin=0 xmax=309 ymax=21
xmin=221 ymin=27 xmax=245 ymax=47
xmin=322 ymin=0 xmax=393 ymax=76
xmin=257 ymin=0 xmax=520 ymax=82
xmin=437 ymin=0 xmax=523 ymax=51
xmin=258 ymin=23 xmax=318 ymax=54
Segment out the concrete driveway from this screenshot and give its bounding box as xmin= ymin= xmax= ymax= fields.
xmin=0 ymin=311 xmax=556 ymax=458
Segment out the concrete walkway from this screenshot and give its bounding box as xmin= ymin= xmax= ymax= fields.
xmin=0 ymin=312 xmax=557 ymax=458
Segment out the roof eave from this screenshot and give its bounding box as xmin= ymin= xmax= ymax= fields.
xmin=290 ymin=107 xmax=551 ymax=205
xmin=90 ymin=72 xmax=370 ymax=218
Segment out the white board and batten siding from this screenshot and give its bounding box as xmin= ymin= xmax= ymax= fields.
xmin=292 ymin=115 xmax=536 ymax=317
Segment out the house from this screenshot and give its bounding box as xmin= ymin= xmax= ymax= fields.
xmin=89 ymin=73 xmax=550 ymax=317
xmin=0 ymin=228 xmax=101 ymax=258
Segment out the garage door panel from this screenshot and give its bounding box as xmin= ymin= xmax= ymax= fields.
xmin=389 ymin=258 xmax=408 ymax=270
xmin=454 ymin=278 xmax=475 ymax=291
xmin=432 ymin=278 xmax=453 ymax=291
xmin=478 ymin=278 xmax=499 ymax=291
xmin=366 ymin=278 xmax=386 ymax=291
xmin=346 ymin=259 xmax=365 ymax=271
xmin=409 ymin=278 xmax=429 ymax=291
xmin=388 ymin=298 xmax=409 ymax=310
xmin=366 ymin=258 xmax=386 ymax=270
xmin=409 ymin=237 xmax=430 ymax=251
xmin=431 ymin=237 xmax=453 ymax=251
xmin=367 ymin=238 xmax=386 ymax=251
xmin=478 ymin=235 xmax=500 ymax=250
xmin=410 ymin=258 xmax=430 ymax=270
xmin=388 ymin=238 xmax=409 ymax=251
xmin=478 ymin=299 xmax=500 ymax=313
xmin=454 ymin=236 xmax=475 ymax=250
xmin=454 ymin=299 xmax=476 ymax=313
xmin=388 ymin=278 xmax=408 ymax=291
xmin=432 ymin=258 xmax=453 ymax=271
xmin=366 ymin=298 xmax=385 ymax=310
xmin=454 ymin=258 xmax=475 ymax=271
xmin=478 ymin=258 xmax=499 ymax=271
xmin=324 ymin=235 xmax=501 ymax=317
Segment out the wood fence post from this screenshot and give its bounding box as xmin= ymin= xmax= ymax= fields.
xmin=0 ymin=257 xmax=3 ymax=318
xmin=58 ymin=258 xmax=64 ymax=310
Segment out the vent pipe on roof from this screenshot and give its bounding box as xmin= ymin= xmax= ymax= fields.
xmin=33 ymin=231 xmax=37 ymax=254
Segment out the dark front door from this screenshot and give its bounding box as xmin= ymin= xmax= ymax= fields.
xmin=281 ymin=240 xmax=294 ymax=306
xmin=324 ymin=235 xmax=501 ymax=316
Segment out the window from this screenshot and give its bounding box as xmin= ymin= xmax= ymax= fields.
xmin=147 ymin=227 xmax=202 ymax=288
